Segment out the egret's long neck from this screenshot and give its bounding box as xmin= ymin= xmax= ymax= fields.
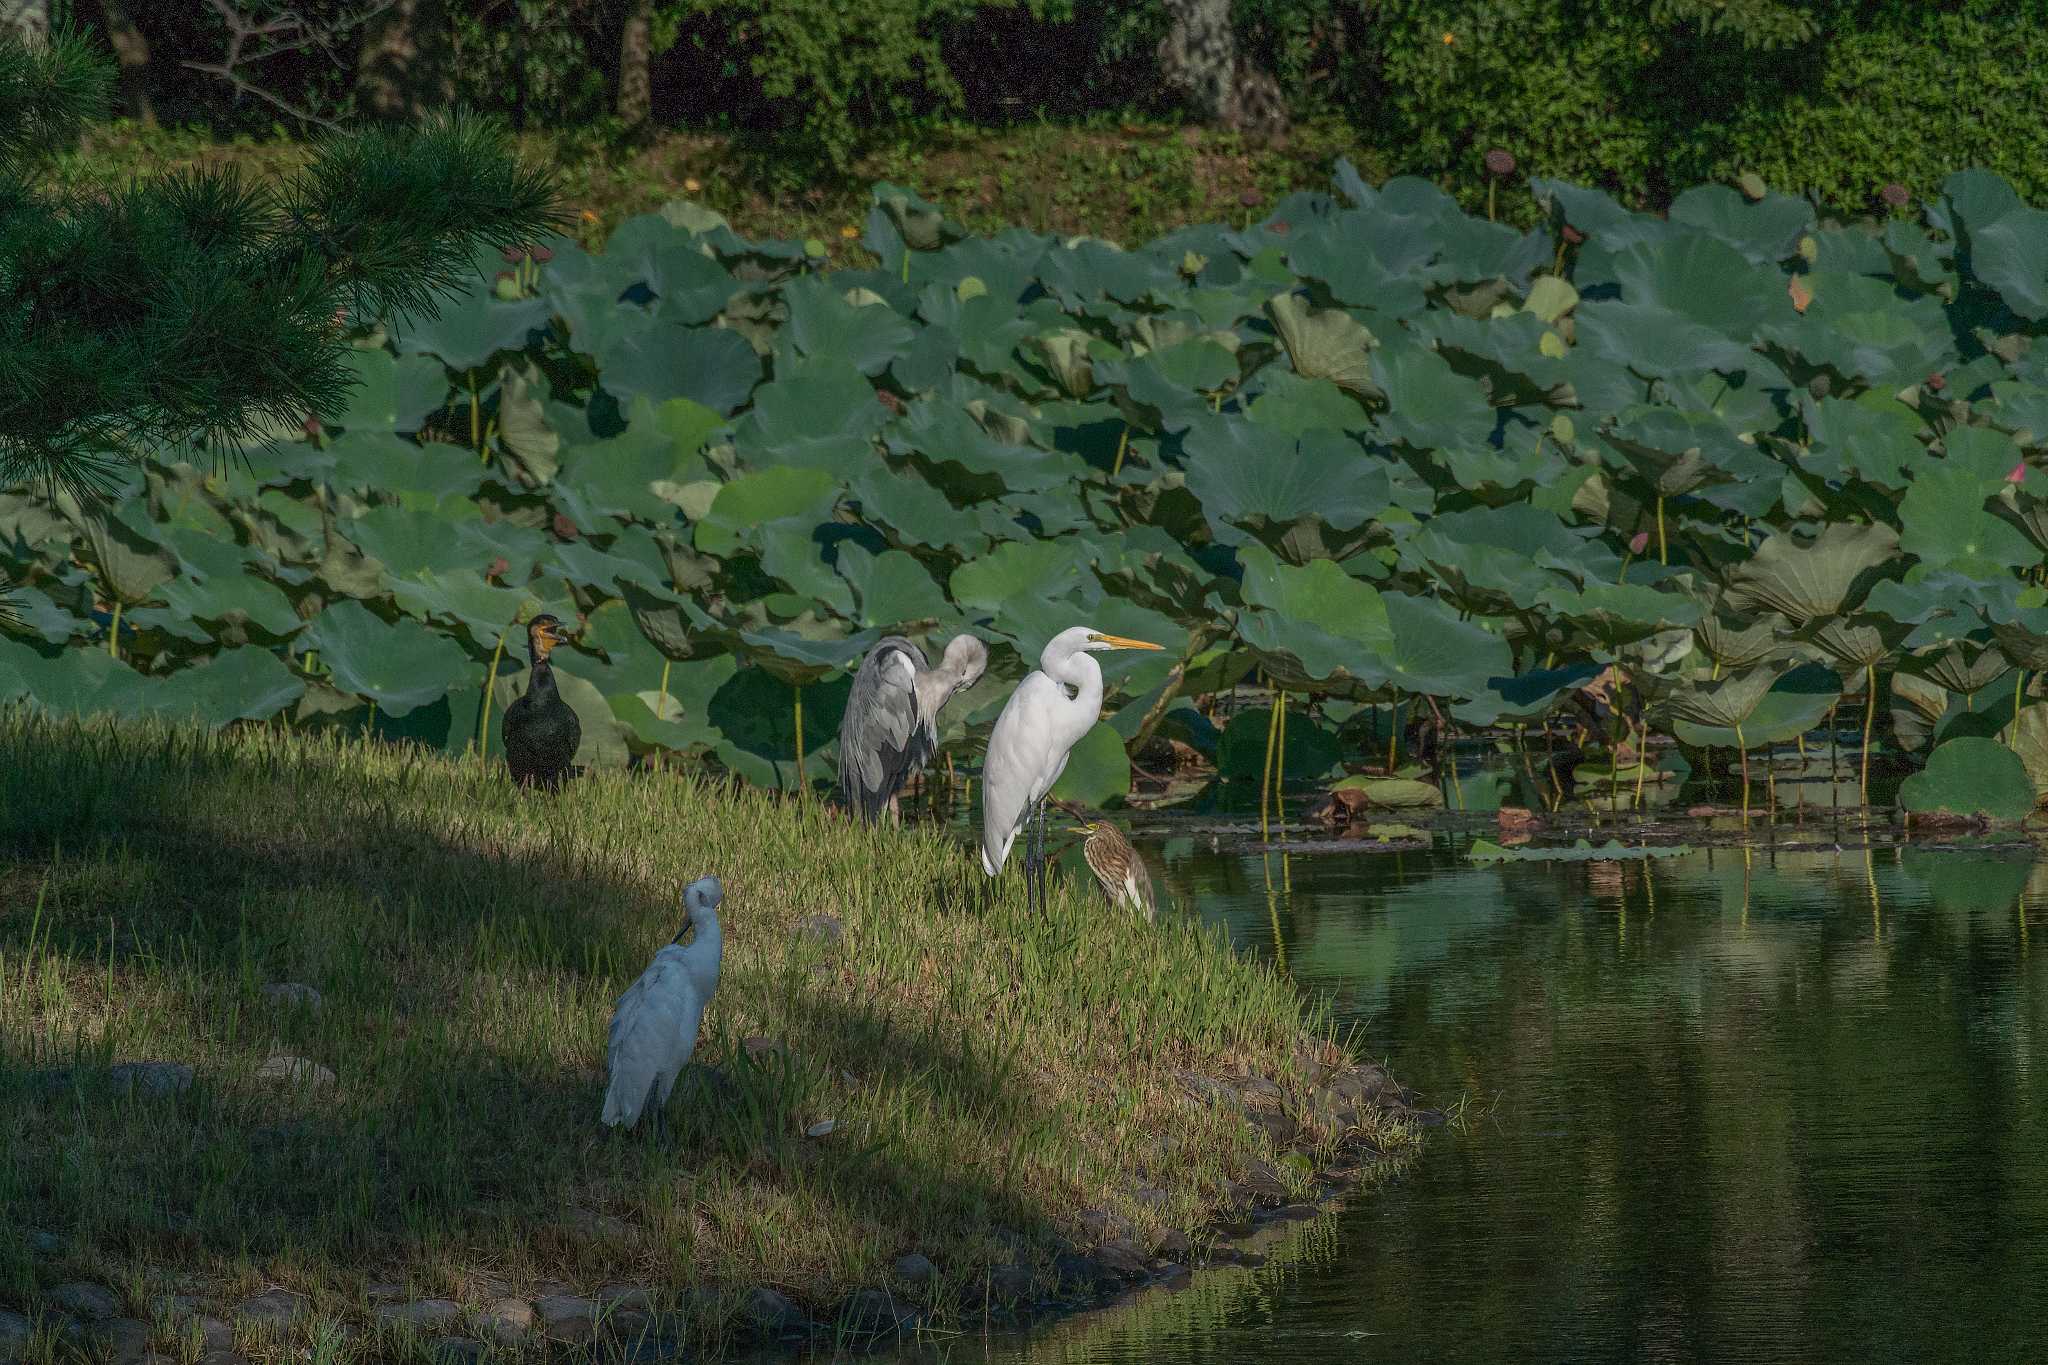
xmin=686 ymin=907 xmax=722 ymax=991
xmin=1044 ymin=644 xmax=1104 ymax=743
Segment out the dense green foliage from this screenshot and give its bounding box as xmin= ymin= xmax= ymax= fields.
xmin=85 ymin=2 xmax=2048 ymax=210
xmin=7 ymin=164 xmax=2048 ymax=810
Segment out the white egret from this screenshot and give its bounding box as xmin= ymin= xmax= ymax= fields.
xmin=837 ymin=633 xmax=988 ymax=824
xmin=601 ymin=875 xmax=723 ymax=1139
xmin=980 ymin=627 xmax=1162 ymax=911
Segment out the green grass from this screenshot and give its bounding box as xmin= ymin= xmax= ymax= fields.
xmin=41 ymin=116 xmax=1388 ymax=262
xmin=0 ymin=709 xmax=1414 ymax=1359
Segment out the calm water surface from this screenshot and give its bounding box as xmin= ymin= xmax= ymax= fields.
xmin=963 ymin=820 xmax=2048 ymax=1364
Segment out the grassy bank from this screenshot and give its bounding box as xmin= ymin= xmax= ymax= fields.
xmin=0 ymin=711 xmax=1417 ymax=1361
xmin=44 ymin=117 xmax=1381 ymax=260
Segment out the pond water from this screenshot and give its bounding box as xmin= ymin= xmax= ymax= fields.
xmin=940 ymin=806 xmax=2048 ymax=1363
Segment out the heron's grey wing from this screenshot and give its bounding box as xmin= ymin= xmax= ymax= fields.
xmin=979 ymin=671 xmax=1062 ymax=875
xmin=602 ymin=949 xmax=695 ymax=1127
xmin=838 ymin=639 xmax=927 ymax=821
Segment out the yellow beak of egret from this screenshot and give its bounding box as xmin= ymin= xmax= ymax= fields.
xmin=1087 ymin=634 xmax=1164 ymax=650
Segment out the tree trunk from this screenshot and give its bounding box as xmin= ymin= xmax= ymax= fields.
xmin=99 ymin=0 xmax=155 ymax=125
xmin=2 ymin=0 xmax=48 ymax=48
xmin=355 ymin=0 xmax=451 ymax=120
xmin=1156 ymin=0 xmax=1235 ymax=124
xmin=616 ymin=0 xmax=653 ymax=131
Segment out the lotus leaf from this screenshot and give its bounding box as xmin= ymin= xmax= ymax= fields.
xmin=150 ymin=647 xmax=306 ymax=726
xmin=494 ymin=362 xmax=561 ymax=486
xmin=1900 ymin=464 xmax=2039 ymax=573
xmin=1943 ymin=169 xmax=2048 ymax=322
xmin=782 ymin=275 xmax=918 ymax=377
xmin=1264 ymin=293 xmax=1381 ymax=398
xmin=303 ymin=600 xmax=474 ymax=717
xmin=339 ymin=349 xmax=450 ymax=433
xmin=1726 ymin=523 xmax=1900 ymax=624
xmin=1330 ymin=774 xmax=1444 ymax=809
xmin=1670 ymin=662 xmax=1838 ymax=748
xmin=598 ymin=314 xmax=762 ymax=415
xmin=1372 ymin=341 xmax=1496 ymax=451
xmin=1469 ymin=838 xmax=1691 ymax=862
xmin=1181 ymin=416 xmax=1389 ymax=560
xmin=1043 ymin=721 xmax=1133 ymax=805
xmin=1899 ymin=735 xmax=2037 ymax=821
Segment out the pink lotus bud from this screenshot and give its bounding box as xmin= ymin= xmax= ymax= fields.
xmin=2009 ymin=461 xmax=2028 ymax=484
xmin=1629 ymin=531 xmax=1650 ymax=554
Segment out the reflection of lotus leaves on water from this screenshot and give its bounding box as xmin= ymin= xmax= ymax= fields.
xmin=6 ymin=171 xmax=2048 ymax=809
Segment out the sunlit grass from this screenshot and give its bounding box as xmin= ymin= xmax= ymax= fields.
xmin=0 ymin=708 xmax=1412 ymax=1356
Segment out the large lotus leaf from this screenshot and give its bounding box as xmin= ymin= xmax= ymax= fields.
xmin=159 ymin=563 xmax=302 ymax=640
xmin=781 ymin=275 xmax=918 ymax=377
xmin=1601 ymin=406 xmax=1769 ymax=497
xmin=598 ymin=214 xmax=738 ymax=322
xmin=1801 ymin=394 xmax=1924 ymax=489
xmin=1662 ymin=665 xmax=1781 ymax=729
xmin=1805 ymin=613 xmax=1909 ymax=670
xmin=303 ymin=600 xmax=473 ymax=717
xmin=598 ymin=313 xmax=762 ymax=415
xmin=1045 ymin=721 xmax=1134 ymax=805
xmin=1610 ymin=232 xmax=1782 ymax=339
xmin=1180 ymin=416 xmax=1389 ymax=560
xmin=1695 ymin=606 xmax=1789 ymax=670
xmin=890 ymin=397 xmax=1077 ymax=494
xmin=1574 ymin=300 xmax=1756 ymax=378
xmin=0 ymin=584 xmax=83 ymax=644
xmin=0 ymin=638 xmax=154 ymax=715
xmin=1900 ymin=465 xmax=2039 ymax=574
xmin=1901 ymin=637 xmax=2010 ymax=695
xmin=347 ymin=502 xmax=504 ymax=580
xmin=2007 ymin=700 xmax=2048 ymax=799
xmin=337 ymin=349 xmax=449 ymax=434
xmin=1417 ymin=310 xmax=1574 ymax=406
xmin=1213 ymin=705 xmax=1343 ymax=781
xmin=1899 ymin=735 xmax=2037 ymax=821
xmin=1943 ymin=169 xmax=2048 ymax=321
xmin=1286 ymin=219 xmax=1428 ymax=318
xmin=1667 ymin=185 xmax=1814 ymax=265
xmin=835 ymin=545 xmax=950 ymax=631
xmin=1725 ymin=523 xmax=1900 ymax=624
xmin=750 ymin=521 xmax=855 ymax=616
xmin=736 ymin=626 xmax=879 ymax=687
xmin=322 ymin=433 xmax=485 ymax=511
xmin=849 ymin=465 xmax=988 ymax=556
xmin=1236 ymin=544 xmax=1393 ymax=687
xmin=556 ymin=397 xmax=720 ymax=522
xmin=494 ymin=362 xmax=561 ymax=487
xmin=1371 ymin=341 xmax=1496 ymax=451
xmin=1535 ymin=581 xmax=1701 ymax=645
xmin=1264 ymin=293 xmax=1381 ymax=398
xmin=1244 ymin=371 xmax=1367 ymax=435
xmin=695 ymin=467 xmax=840 ymax=554
xmin=1380 ymin=592 xmax=1513 ymax=703
xmin=1036 ymin=240 xmax=1181 ymax=307
xmin=76 ymin=504 xmax=176 ymax=605
xmin=736 ymin=357 xmax=889 ymax=477
xmin=1451 ymin=661 xmax=1602 ymax=726
xmin=1889 ymin=669 xmax=1951 ymax=754
xmin=390 ymin=282 xmax=548 ymax=373
xmin=150 ymin=647 xmax=307 ymax=726
xmin=388 ymin=571 xmax=558 ymax=652
xmin=1671 ymin=662 xmax=1839 ymax=748
xmin=704 ymin=663 xmax=852 ymax=788
xmin=950 ymin=539 xmax=1095 ymax=611
xmin=1090 ymin=526 xmax=1217 ymax=618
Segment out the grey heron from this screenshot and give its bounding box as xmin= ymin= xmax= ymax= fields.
xmin=601 ymin=875 xmax=723 ymax=1139
xmin=980 ymin=627 xmax=1162 ymax=911
xmin=836 ymin=634 xmax=988 ymax=824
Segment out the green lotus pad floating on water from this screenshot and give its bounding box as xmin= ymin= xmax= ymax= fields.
xmin=1468 ymin=838 xmax=1694 ymax=863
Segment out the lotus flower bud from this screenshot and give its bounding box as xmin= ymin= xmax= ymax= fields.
xmin=1562 ymin=224 xmax=1585 ymax=245
xmin=1484 ymin=149 xmax=1516 ymax=178
xmin=1629 ymin=531 xmax=1650 ymax=555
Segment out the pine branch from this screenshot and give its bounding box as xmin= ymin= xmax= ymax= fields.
xmin=0 ymin=26 xmax=111 ymax=170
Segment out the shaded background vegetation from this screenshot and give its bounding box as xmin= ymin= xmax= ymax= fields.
xmin=41 ymin=0 xmax=2048 ymax=214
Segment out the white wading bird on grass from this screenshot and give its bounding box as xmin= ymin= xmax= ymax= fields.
xmin=837 ymin=633 xmax=988 ymax=824
xmin=980 ymin=627 xmax=1162 ymax=912
xmin=602 ymin=875 xmax=723 ymax=1139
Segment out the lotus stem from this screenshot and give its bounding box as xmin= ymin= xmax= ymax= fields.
xmin=1656 ymin=496 xmax=1667 ymax=565
xmin=106 ymin=600 xmax=120 ymax=659
xmin=793 ymin=683 xmax=805 ymax=799
xmin=2013 ymin=669 xmax=2029 ymax=749
xmin=1275 ymin=690 xmax=1288 ymax=834
xmin=1633 ymin=720 xmax=1649 ymax=810
xmin=469 ymin=370 xmax=480 ymax=450
xmin=1861 ymin=665 xmax=1877 ymax=806
xmin=1736 ymin=722 xmax=1749 ymax=822
xmin=1488 ymin=180 xmax=1497 ymax=223
xmin=1765 ymin=746 xmax=1776 ymax=812
xmin=1553 ymin=237 xmax=1567 ymax=276
xmin=477 ymin=632 xmax=506 ymax=763
xmin=1387 ymin=694 xmax=1400 ymax=771
xmin=1111 ymin=426 xmax=1130 ymax=478
xmin=367 ymin=699 xmax=378 ymax=732
xmin=1259 ymin=693 xmax=1281 ymax=840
